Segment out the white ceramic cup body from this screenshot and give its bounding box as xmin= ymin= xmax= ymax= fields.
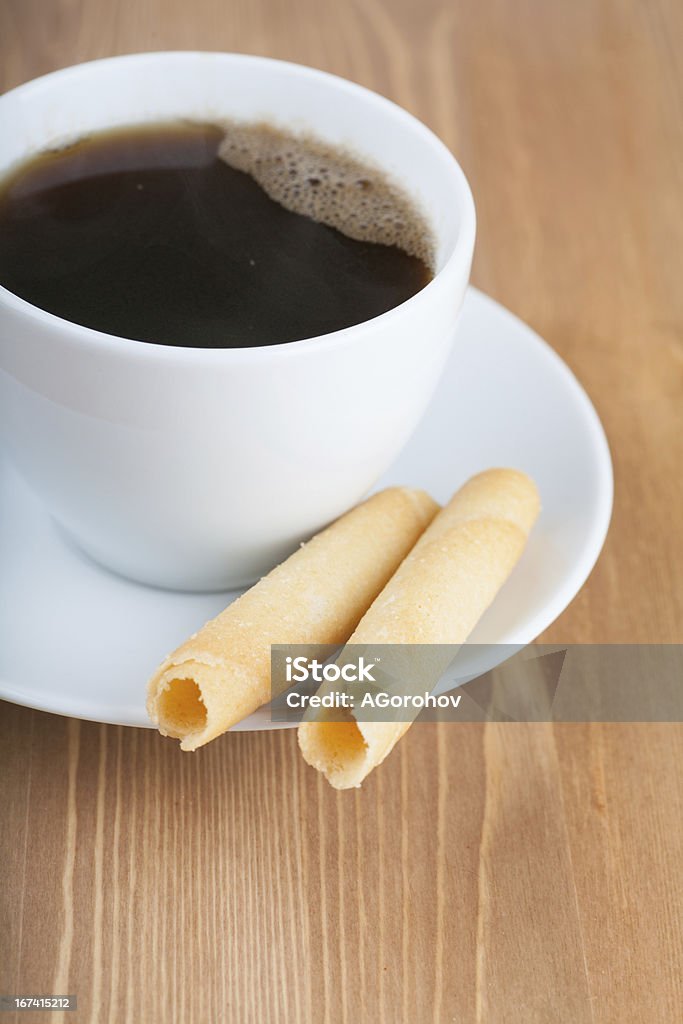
xmin=0 ymin=52 xmax=475 ymax=590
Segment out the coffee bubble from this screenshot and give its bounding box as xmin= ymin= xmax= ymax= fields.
xmin=218 ymin=121 xmax=435 ymax=267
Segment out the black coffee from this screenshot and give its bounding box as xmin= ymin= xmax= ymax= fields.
xmin=0 ymin=122 xmax=433 ymax=348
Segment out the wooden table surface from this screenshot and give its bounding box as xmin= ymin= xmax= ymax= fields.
xmin=1 ymin=1 xmax=682 ymax=1021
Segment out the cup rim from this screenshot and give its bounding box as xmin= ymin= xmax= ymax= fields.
xmin=0 ymin=50 xmax=476 ymax=364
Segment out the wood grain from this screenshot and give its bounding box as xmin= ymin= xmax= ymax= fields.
xmin=1 ymin=0 xmax=682 ymax=1020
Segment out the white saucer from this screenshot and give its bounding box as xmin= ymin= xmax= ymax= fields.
xmin=0 ymin=288 xmax=613 ymax=730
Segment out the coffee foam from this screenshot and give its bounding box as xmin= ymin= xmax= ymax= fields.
xmin=218 ymin=121 xmax=435 ymax=267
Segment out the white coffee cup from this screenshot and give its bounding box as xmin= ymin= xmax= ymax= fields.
xmin=0 ymin=52 xmax=475 ymax=591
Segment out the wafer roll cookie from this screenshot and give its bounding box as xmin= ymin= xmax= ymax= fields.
xmin=298 ymin=469 xmax=540 ymax=789
xmin=147 ymin=488 xmax=439 ymax=749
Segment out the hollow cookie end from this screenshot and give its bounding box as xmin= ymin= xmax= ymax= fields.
xmin=298 ymin=719 xmax=373 ymax=790
xmin=148 ymin=675 xmax=209 ymax=751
